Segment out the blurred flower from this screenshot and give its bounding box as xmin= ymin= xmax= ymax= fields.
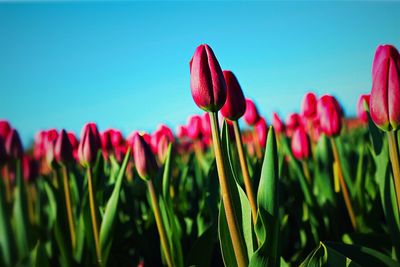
xmin=291 ymin=127 xmax=311 ymax=160
xmin=255 ymin=117 xmax=268 ymax=148
xmin=190 ymin=44 xmax=227 ymax=112
xmin=78 ymin=123 xmax=101 ymax=167
xmin=0 ymin=120 xmax=11 ymax=140
xmin=272 ymin=112 xmax=285 ymax=134
xmin=44 ymin=129 xmax=58 ymax=166
xmin=285 ymin=113 xmax=301 ymax=137
xmin=221 ymin=70 xmax=246 ymax=121
xmin=317 ymin=95 xmax=342 ymax=137
xmin=357 ymin=94 xmax=370 ymax=123
xmin=133 ymin=133 xmax=158 ymax=181
xmin=0 ymin=136 xmax=7 ymax=165
xmin=157 ymin=134 xmax=170 ymax=164
xmin=301 ymin=92 xmax=317 ymax=118
xmin=187 ymin=115 xmax=203 ymax=140
xmin=55 ymin=129 xmax=74 ymax=164
xmin=243 ymin=98 xmax=260 ymax=126
xmin=22 ymin=156 xmax=39 ymax=183
xmin=370 ymin=44 xmax=400 ymax=131
xmin=176 ymin=125 xmax=188 ymax=139
xmin=5 ymin=128 xmax=23 ymax=160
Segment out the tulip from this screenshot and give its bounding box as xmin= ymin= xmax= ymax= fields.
xmin=33 ymin=130 xmax=47 ymax=160
xmin=22 ymin=156 xmax=39 ymax=183
xmin=370 ymin=44 xmax=400 ymax=131
xmin=133 ymin=133 xmax=158 ymax=181
xmin=357 ymin=94 xmax=370 ymax=123
xmin=100 ymin=130 xmax=113 ymax=153
xmin=285 ymin=113 xmax=301 ymax=136
xmin=0 ymin=120 xmax=11 ymax=140
xmin=317 ymin=95 xmax=342 ymax=137
xmin=44 ymin=129 xmax=58 ymax=166
xmin=55 ymin=129 xmax=74 ymax=164
xmin=187 ymin=115 xmax=203 ymax=140
xmin=151 ymin=125 xmax=174 ymax=153
xmin=291 ymin=127 xmax=310 ymax=160
xmin=157 ymin=134 xmax=170 ymax=164
xmin=0 ymin=137 xmax=6 ymax=165
xmin=176 ymin=125 xmax=188 ymax=139
xmin=5 ymin=128 xmax=23 ymax=160
xmin=190 ymin=44 xmax=227 ymax=112
xmin=301 ymin=92 xmax=317 ymax=118
xmin=68 ymin=132 xmax=79 ymax=149
xmin=255 ymin=117 xmax=268 ymax=149
xmin=78 ymin=123 xmax=101 ymax=167
xmin=243 ymin=98 xmax=260 ymax=126
xmin=272 ymin=112 xmax=285 ymax=134
xmin=110 ymin=129 xmax=125 ymax=148
xmin=221 ymin=70 xmax=246 ymax=121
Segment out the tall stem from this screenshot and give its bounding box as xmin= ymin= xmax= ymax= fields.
xmin=209 ymin=112 xmax=249 ymax=267
xmin=330 ymin=138 xmax=357 ymax=230
xmin=388 ymin=131 xmax=400 ymax=214
xmin=3 ymin=166 xmax=11 ymax=203
xmin=62 ymin=165 xmax=76 ymax=251
xmin=232 ymin=121 xmax=257 ymax=223
xmin=252 ymin=127 xmax=262 ymax=160
xmin=147 ymin=179 xmax=173 ymax=267
xmin=87 ymin=167 xmax=101 ymax=265
xmin=301 ymin=161 xmax=311 ymax=184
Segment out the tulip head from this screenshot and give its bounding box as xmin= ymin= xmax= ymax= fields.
xmin=255 ymin=117 xmax=268 ymax=148
xmin=0 ymin=120 xmax=11 ymax=140
xmin=44 ymin=129 xmax=58 ymax=167
xmin=317 ymin=95 xmax=342 ymax=137
xmin=78 ymin=123 xmax=101 ymax=167
xmin=23 ymin=156 xmax=39 ymax=183
xmin=187 ymin=115 xmax=203 ymax=140
xmin=301 ymin=92 xmax=317 ymax=118
xmin=5 ymin=129 xmax=23 ymax=160
xmin=243 ymin=98 xmax=260 ymax=126
xmin=221 ymin=70 xmax=246 ymax=121
xmin=190 ymin=44 xmax=227 ymax=112
xmin=0 ymin=137 xmax=7 ymax=165
xmin=285 ymin=113 xmax=301 ymax=137
xmin=133 ymin=133 xmax=158 ymax=181
xmin=370 ymin=44 xmax=400 ymax=131
xmin=357 ymin=94 xmax=370 ymax=123
xmin=157 ymin=134 xmax=170 ymax=164
xmin=272 ymin=112 xmax=285 ymax=134
xmin=176 ymin=125 xmax=188 ymax=139
xmin=291 ymin=127 xmax=311 ymax=160
xmin=55 ymin=129 xmax=74 ymax=164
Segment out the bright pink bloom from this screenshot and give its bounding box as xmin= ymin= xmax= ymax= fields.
xmin=357 ymin=94 xmax=370 ymax=123
xmin=272 ymin=112 xmax=285 ymax=134
xmin=0 ymin=120 xmax=11 ymax=140
xmin=133 ymin=133 xmax=158 ymax=181
xmin=243 ymin=99 xmax=260 ymax=125
xmin=100 ymin=130 xmax=113 ymax=152
xmin=317 ymin=95 xmax=342 ymax=137
xmin=221 ymin=70 xmax=246 ymax=121
xmin=187 ymin=115 xmax=203 ymax=140
xmin=176 ymin=125 xmax=188 ymax=139
xmin=370 ymin=44 xmax=400 ymax=131
xmin=78 ymin=123 xmax=101 ymax=166
xmin=301 ymin=92 xmax=317 ymax=118
xmin=291 ymin=127 xmax=311 ymax=160
xmin=157 ymin=134 xmax=170 ymax=164
xmin=190 ymin=44 xmax=227 ymax=112
xmin=67 ymin=132 xmax=79 ymax=149
xmin=255 ymin=117 xmax=268 ymax=148
xmin=55 ymin=129 xmax=74 ymax=164
xmin=44 ymin=129 xmax=58 ymax=166
xmin=5 ymin=128 xmax=23 ymax=160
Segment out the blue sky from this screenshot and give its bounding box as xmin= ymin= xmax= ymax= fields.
xmin=0 ymin=1 xmax=399 ymax=146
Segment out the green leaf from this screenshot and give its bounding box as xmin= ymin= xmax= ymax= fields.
xmin=250 ymin=126 xmax=280 ymax=267
xmin=30 ymin=241 xmax=50 ymax=267
xmin=162 ymin=143 xmax=173 ymax=202
xmin=99 ymin=148 xmax=130 ymax=267
xmin=0 ymin=176 xmax=15 ymax=266
xmin=187 ymin=226 xmax=215 ymax=267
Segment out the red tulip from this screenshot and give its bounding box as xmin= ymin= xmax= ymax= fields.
xmin=114 ymin=145 xmax=127 ymax=164
xmin=291 ymin=127 xmax=311 ymax=160
xmin=301 ymin=92 xmax=317 ymax=118
xmin=272 ymin=112 xmax=285 ymax=134
xmin=22 ymin=156 xmax=39 ymax=183
xmin=0 ymin=136 xmax=7 ymax=165
xmin=133 ymin=133 xmax=158 ymax=181
xmin=157 ymin=134 xmax=170 ymax=164
xmin=190 ymin=44 xmax=227 ymax=112
xmin=243 ymin=99 xmax=260 ymax=125
xmin=5 ymin=128 xmax=23 ymax=160
xmin=44 ymin=129 xmax=58 ymax=166
xmin=100 ymin=130 xmax=113 ymax=152
xmin=55 ymin=129 xmax=74 ymax=164
xmin=285 ymin=113 xmax=301 ymax=137
xmin=0 ymin=120 xmax=11 ymax=140
xmin=78 ymin=123 xmax=101 ymax=166
xmin=317 ymin=95 xmax=342 ymax=137
xmin=151 ymin=125 xmax=174 ymax=154
xmin=370 ymin=44 xmax=400 ymax=131
xmin=187 ymin=115 xmax=202 ymax=140
xmin=201 ymin=113 xmax=212 ymax=137
xmin=357 ymin=94 xmax=370 ymax=123
xmin=255 ymin=117 xmax=268 ymax=148
xmin=176 ymin=125 xmax=188 ymax=139
xmin=221 ymin=70 xmax=246 ymax=121
xmin=33 ymin=130 xmax=47 ymax=160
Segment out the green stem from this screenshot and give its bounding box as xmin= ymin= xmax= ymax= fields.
xmin=87 ymin=167 xmax=101 ymax=265
xmin=147 ymin=179 xmax=173 ymax=267
xmin=209 ymin=112 xmax=249 ymax=267
xmin=388 ymin=131 xmax=400 ymax=214
xmin=62 ymin=165 xmax=76 ymax=251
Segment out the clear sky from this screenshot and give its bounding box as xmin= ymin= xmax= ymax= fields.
xmin=0 ymin=1 xmax=399 ymax=146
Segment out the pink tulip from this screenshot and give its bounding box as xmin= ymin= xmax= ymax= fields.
xmin=5 ymin=129 xmax=23 ymax=160
xmin=78 ymin=123 xmax=101 ymax=166
xmin=285 ymin=113 xmax=301 ymax=137
xmin=221 ymin=70 xmax=246 ymax=121
xmin=243 ymin=99 xmax=260 ymax=126
xmin=317 ymin=95 xmax=342 ymax=137
xmin=255 ymin=117 xmax=268 ymax=148
xmin=301 ymin=92 xmax=317 ymax=118
xmin=55 ymin=129 xmax=74 ymax=164
xmin=272 ymin=112 xmax=285 ymax=134
xmin=157 ymin=134 xmax=170 ymax=164
xmin=190 ymin=44 xmax=227 ymax=112
xmin=187 ymin=115 xmax=203 ymax=140
xmin=176 ymin=125 xmax=188 ymax=139
xmin=357 ymin=94 xmax=370 ymax=123
xmin=291 ymin=127 xmax=311 ymax=160
xmin=370 ymin=44 xmax=400 ymax=131
xmin=0 ymin=120 xmax=11 ymax=140
xmin=0 ymin=136 xmax=7 ymax=165
xmin=44 ymin=129 xmax=58 ymax=166
xmin=132 ymin=133 xmax=158 ymax=180
xmin=22 ymin=156 xmax=39 ymax=183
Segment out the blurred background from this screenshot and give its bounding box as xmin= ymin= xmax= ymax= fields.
xmin=0 ymin=1 xmax=399 ymax=146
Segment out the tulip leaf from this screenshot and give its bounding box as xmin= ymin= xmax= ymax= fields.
xmin=99 ymin=148 xmax=130 ymax=267
xmin=162 ymin=143 xmax=173 ymax=202
xmin=29 ymin=241 xmax=49 ymax=267
xmin=187 ymin=226 xmax=216 ymax=267
xmin=249 ymin=127 xmax=280 ymax=267
xmin=0 ymin=175 xmax=15 ymax=266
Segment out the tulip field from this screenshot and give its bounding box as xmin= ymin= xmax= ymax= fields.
xmin=1 ymin=43 xmax=400 ymax=267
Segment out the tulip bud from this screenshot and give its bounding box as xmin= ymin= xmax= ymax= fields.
xmin=187 ymin=115 xmax=203 ymax=140
xmin=67 ymin=132 xmax=79 ymax=149
xmin=157 ymin=134 xmax=170 ymax=164
xmin=317 ymin=95 xmax=342 ymax=137
xmin=285 ymin=113 xmax=301 ymax=137
xmin=23 ymin=156 xmax=39 ymax=183
xmin=301 ymin=92 xmax=317 ymax=118
xmin=100 ymin=130 xmax=113 ymax=152
xmin=133 ymin=133 xmax=158 ymax=181
xmin=33 ymin=130 xmax=47 ymax=160
xmin=291 ymin=127 xmax=311 ymax=160
xmin=272 ymin=112 xmax=285 ymax=134
xmin=0 ymin=120 xmax=11 ymax=140
xmin=190 ymin=44 xmax=227 ymax=112
xmin=201 ymin=113 xmax=212 ymax=137
xmin=370 ymin=44 xmax=400 ymax=131
xmin=243 ymin=99 xmax=260 ymax=125
xmin=176 ymin=125 xmax=188 ymax=139
xmin=78 ymin=123 xmax=101 ymax=167
xmin=255 ymin=117 xmax=268 ymax=148
xmin=0 ymin=137 xmax=7 ymax=165
xmin=150 ymin=125 xmax=174 ymax=154
xmin=357 ymin=94 xmax=370 ymax=123
xmin=55 ymin=129 xmax=74 ymax=164
xmin=5 ymin=128 xmax=23 ymax=160
xmin=44 ymin=129 xmax=58 ymax=166
xmin=221 ymin=70 xmax=246 ymax=121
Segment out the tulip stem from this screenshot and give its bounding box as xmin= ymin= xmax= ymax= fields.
xmin=87 ymin=167 xmax=101 ymax=265
xmin=147 ymin=179 xmax=173 ymax=267
xmin=209 ymin=112 xmax=249 ymax=267
xmin=301 ymin=160 xmax=311 ymax=184
xmin=3 ymin=166 xmax=11 ymax=203
xmin=330 ymin=138 xmax=357 ymax=231
xmin=388 ymin=131 xmax=400 ymax=214
xmin=26 ymin=184 xmax=35 ymax=225
xmin=252 ymin=127 xmax=262 ymax=160
xmin=232 ymin=120 xmax=258 ymax=223
xmin=62 ymin=165 xmax=76 ymax=251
